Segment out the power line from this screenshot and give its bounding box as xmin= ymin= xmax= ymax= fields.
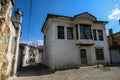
xmin=27 ymin=0 xmax=32 ymax=41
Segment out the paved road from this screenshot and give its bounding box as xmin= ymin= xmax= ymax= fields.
xmin=8 ymin=65 xmax=120 ymax=80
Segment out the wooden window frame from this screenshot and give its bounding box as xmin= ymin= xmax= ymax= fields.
xmin=95 ymin=48 xmax=105 ymax=60
xmin=93 ymin=29 xmax=97 ymax=40
xmin=57 ymin=26 xmax=65 ymax=39
xmin=67 ymin=27 xmax=74 ymax=40
xmin=80 ymin=24 xmax=92 ymax=39
xmin=98 ymin=30 xmax=104 ymax=41
xmin=44 ymin=35 xmax=46 ymax=44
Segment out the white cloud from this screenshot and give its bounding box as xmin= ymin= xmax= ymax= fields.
xmin=108 ymin=8 xmax=120 ymax=20
xmin=20 ymin=40 xmax=44 ymax=46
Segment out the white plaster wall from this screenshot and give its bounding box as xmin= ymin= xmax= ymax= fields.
xmin=91 ymin=23 xmax=110 ymax=64
xmin=42 ymin=22 xmax=53 ymax=66
xmin=7 ymin=21 xmax=16 ymax=75
xmin=35 ymin=50 xmax=42 ymax=63
xmin=45 ymin=21 xmax=80 ymax=69
xmin=24 ymin=46 xmax=30 ymax=64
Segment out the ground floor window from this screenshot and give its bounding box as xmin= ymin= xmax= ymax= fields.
xmin=95 ymin=48 xmax=104 ymax=60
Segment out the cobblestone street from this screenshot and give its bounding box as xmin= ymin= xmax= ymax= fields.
xmin=8 ymin=64 xmax=120 ymax=80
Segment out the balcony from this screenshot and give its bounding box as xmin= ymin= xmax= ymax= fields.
xmin=76 ymin=39 xmax=94 ymax=46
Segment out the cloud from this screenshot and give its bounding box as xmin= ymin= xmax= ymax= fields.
xmin=20 ymin=40 xmax=44 ymax=46
xmin=108 ymin=8 xmax=120 ymax=20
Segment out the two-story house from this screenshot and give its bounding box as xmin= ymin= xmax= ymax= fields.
xmin=41 ymin=12 xmax=110 ymax=69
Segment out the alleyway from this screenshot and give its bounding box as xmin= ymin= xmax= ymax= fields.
xmin=8 ymin=66 xmax=120 ymax=80
xmin=16 ymin=64 xmax=55 ymax=77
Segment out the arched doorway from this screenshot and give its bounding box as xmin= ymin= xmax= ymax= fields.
xmin=80 ymin=49 xmax=87 ymax=64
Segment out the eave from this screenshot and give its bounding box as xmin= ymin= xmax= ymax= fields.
xmin=94 ymin=21 xmax=108 ymax=24
xmin=41 ymin=14 xmax=72 ymax=33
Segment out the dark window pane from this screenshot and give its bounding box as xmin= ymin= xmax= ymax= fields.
xmin=93 ymin=30 xmax=97 ymax=40
xmin=80 ymin=24 xmax=92 ymax=39
xmin=44 ymin=35 xmax=46 ymax=44
xmin=75 ymin=24 xmax=78 ymax=39
xmin=80 ymin=25 xmax=85 ymax=39
xmin=96 ymin=48 xmax=104 ymax=60
xmin=67 ymin=27 xmax=73 ymax=39
xmin=98 ymin=30 xmax=103 ymax=41
xmin=86 ymin=26 xmax=92 ymax=39
xmin=80 ymin=49 xmax=86 ymax=57
xmin=57 ymin=26 xmax=64 ymax=39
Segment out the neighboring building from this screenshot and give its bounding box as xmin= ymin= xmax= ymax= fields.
xmin=107 ymin=29 xmax=120 ymax=63
xmin=41 ymin=12 xmax=110 ymax=69
xmin=19 ymin=43 xmax=43 ymax=66
xmin=0 ymin=0 xmax=23 ymax=79
xmin=17 ymin=43 xmax=27 ymax=69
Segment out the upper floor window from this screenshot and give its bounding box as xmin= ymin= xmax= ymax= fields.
xmin=95 ymin=48 xmax=104 ymax=60
xmin=75 ymin=24 xmax=78 ymax=40
xmin=80 ymin=24 xmax=92 ymax=39
xmin=44 ymin=35 xmax=46 ymax=44
xmin=57 ymin=26 xmax=64 ymax=39
xmin=67 ymin=27 xmax=73 ymax=39
xmin=93 ymin=30 xmax=97 ymax=40
xmin=113 ymin=39 xmax=118 ymax=46
xmin=98 ymin=30 xmax=104 ymax=41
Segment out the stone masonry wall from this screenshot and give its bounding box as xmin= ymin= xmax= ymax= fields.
xmin=0 ymin=1 xmax=13 ymax=80
xmin=0 ymin=25 xmax=10 ymax=80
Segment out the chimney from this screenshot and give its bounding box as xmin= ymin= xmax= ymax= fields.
xmin=109 ymin=29 xmax=113 ymax=35
xmin=109 ymin=29 xmax=113 ymax=46
xmin=13 ymin=9 xmax=23 ymax=28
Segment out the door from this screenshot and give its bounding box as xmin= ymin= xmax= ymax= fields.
xmin=80 ymin=49 xmax=87 ymax=64
xmin=111 ymin=49 xmax=120 ymax=63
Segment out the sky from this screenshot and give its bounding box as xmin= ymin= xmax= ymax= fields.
xmin=14 ymin=0 xmax=120 ymax=45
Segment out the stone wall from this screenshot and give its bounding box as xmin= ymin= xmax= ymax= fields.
xmin=0 ymin=0 xmax=13 ymax=80
xmin=0 ymin=25 xmax=10 ymax=80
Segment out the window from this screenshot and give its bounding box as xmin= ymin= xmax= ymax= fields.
xmin=80 ymin=49 xmax=86 ymax=58
xmin=93 ymin=30 xmax=97 ymax=40
xmin=44 ymin=35 xmax=46 ymax=44
xmin=95 ymin=48 xmax=104 ymax=60
xmin=113 ymin=39 xmax=118 ymax=46
xmin=67 ymin=27 xmax=73 ymax=39
xmin=98 ymin=30 xmax=104 ymax=41
xmin=80 ymin=24 xmax=92 ymax=39
xmin=75 ymin=24 xmax=78 ymax=39
xmin=57 ymin=26 xmax=64 ymax=39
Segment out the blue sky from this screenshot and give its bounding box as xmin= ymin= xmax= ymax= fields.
xmin=14 ymin=0 xmax=120 ymax=45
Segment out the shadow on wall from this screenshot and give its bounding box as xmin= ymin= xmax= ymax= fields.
xmin=16 ymin=63 xmax=55 ymax=77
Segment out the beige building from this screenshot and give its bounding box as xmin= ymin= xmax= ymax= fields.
xmin=42 ymin=12 xmax=110 ymax=69
xmin=0 ymin=0 xmax=23 ymax=79
xmin=107 ymin=29 xmax=120 ymax=63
